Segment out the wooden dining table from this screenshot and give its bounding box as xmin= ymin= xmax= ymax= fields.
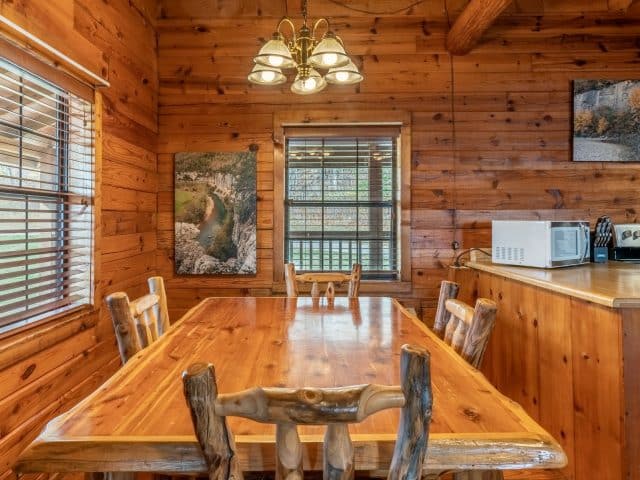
xmin=15 ymin=297 xmax=566 ymax=476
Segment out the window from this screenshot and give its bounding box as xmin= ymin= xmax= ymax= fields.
xmin=284 ymin=128 xmax=399 ymax=280
xmin=0 ymin=57 xmax=94 ymax=332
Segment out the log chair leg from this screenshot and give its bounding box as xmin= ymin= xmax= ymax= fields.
xmin=276 ymin=422 xmax=303 ymax=480
xmin=324 ymin=423 xmax=354 ymax=480
xmin=421 ymin=473 xmax=445 ymax=480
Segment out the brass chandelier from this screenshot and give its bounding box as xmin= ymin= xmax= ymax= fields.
xmin=247 ymin=0 xmax=363 ymax=95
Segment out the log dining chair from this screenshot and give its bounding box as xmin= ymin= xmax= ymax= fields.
xmin=438 ymin=294 xmax=498 ymax=370
xmin=429 ymin=281 xmax=501 ymax=480
xmin=182 ymin=344 xmax=432 ymax=480
xmin=105 ymin=276 xmax=171 ymax=364
xmin=285 ymin=263 xmax=362 ymax=300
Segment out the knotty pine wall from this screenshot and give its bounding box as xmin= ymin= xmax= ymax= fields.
xmin=157 ymin=1 xmax=640 ymax=320
xmin=0 ymin=1 xmax=157 ymax=477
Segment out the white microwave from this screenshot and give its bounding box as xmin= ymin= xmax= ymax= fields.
xmin=492 ymin=220 xmax=590 ymax=268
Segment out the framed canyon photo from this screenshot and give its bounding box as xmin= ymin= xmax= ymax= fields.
xmin=573 ymin=79 xmax=640 ymax=161
xmin=174 ymin=150 xmax=257 ymax=275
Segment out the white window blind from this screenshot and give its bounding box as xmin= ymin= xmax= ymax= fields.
xmin=0 ymin=57 xmax=94 ymax=331
xmin=285 ymin=130 xmax=398 ymax=280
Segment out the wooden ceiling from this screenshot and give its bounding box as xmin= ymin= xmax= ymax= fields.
xmin=157 ymin=0 xmax=640 ymax=57
xmin=157 ymin=0 xmax=640 ymax=19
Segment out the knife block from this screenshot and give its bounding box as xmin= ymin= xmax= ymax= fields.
xmin=592 ymin=246 xmax=609 ymax=263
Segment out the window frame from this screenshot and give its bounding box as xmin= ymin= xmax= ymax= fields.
xmin=273 ymin=111 xmax=412 ymax=293
xmin=0 ymin=39 xmax=101 ymax=335
xmin=284 ymin=131 xmax=399 ymax=280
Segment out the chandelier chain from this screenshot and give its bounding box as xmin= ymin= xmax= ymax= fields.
xmin=302 ymin=0 xmax=308 ymax=23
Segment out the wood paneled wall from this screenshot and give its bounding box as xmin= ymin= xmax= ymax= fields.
xmin=156 ymin=0 xmax=640 ymax=320
xmin=0 ymin=1 xmax=158 ymax=477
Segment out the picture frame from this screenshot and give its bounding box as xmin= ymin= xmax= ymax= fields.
xmin=573 ymin=79 xmax=640 ymax=162
xmin=174 ymin=148 xmax=257 ymax=275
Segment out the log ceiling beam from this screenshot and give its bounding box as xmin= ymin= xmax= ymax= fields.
xmin=607 ymin=0 xmax=634 ymax=11
xmin=445 ymin=0 xmax=513 ymax=56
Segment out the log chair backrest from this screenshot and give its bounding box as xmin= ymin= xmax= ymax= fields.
xmin=105 ymin=291 xmax=162 ymax=364
xmin=148 ymin=276 xmax=170 ymax=336
xmin=183 ymin=344 xmax=432 ymax=480
xmin=284 ymin=263 xmax=362 ymax=300
xmin=442 ymin=297 xmax=498 ymax=369
xmin=432 ymin=280 xmax=460 ymax=338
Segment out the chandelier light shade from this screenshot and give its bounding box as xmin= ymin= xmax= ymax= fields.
xmin=325 ymin=59 xmax=364 ymax=85
xmin=254 ymin=33 xmax=297 ymax=69
xmin=248 ymin=64 xmax=287 ymax=85
xmin=308 ymin=32 xmax=350 ymax=69
xmin=248 ymin=0 xmax=362 ymax=94
xmin=291 ymin=67 xmax=327 ymax=95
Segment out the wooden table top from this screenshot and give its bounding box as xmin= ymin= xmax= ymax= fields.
xmin=465 ymin=259 xmax=640 ymax=308
xmin=16 ymin=297 xmax=566 ymax=474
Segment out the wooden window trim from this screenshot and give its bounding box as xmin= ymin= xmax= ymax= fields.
xmin=0 ymin=55 xmax=102 ymax=331
xmin=0 ymin=21 xmax=109 ymax=89
xmin=0 ymin=37 xmax=95 ymax=101
xmin=273 ymin=110 xmax=412 ymax=288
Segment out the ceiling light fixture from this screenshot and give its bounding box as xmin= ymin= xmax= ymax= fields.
xmin=248 ymin=0 xmax=363 ymax=94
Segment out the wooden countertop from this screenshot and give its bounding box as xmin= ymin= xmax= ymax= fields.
xmin=463 ymin=259 xmax=640 ymax=308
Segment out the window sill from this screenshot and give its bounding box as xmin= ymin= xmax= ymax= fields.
xmin=272 ymin=280 xmax=412 ymax=296
xmin=0 ymin=305 xmax=97 ymax=370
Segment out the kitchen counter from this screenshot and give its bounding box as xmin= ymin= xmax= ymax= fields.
xmin=452 ymin=260 xmax=640 ymax=480
xmin=464 ymin=259 xmax=640 ymax=308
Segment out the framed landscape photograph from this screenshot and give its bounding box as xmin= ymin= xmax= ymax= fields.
xmin=573 ymin=79 xmax=640 ymax=161
xmin=174 ymin=150 xmax=257 ymax=275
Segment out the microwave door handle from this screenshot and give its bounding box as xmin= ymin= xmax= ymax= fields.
xmin=581 ymin=224 xmax=590 ymax=262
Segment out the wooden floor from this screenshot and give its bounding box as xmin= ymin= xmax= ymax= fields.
xmin=438 ymin=471 xmax=568 ymax=480
xmin=503 ymin=471 xmax=568 ymax=480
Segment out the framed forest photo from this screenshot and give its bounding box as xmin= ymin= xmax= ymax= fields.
xmin=174 ymin=150 xmax=257 ymax=275
xmin=573 ymin=79 xmax=640 ymax=162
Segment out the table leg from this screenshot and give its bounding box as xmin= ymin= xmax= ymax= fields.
xmin=422 ymin=474 xmax=443 ymax=480
xmin=85 ymin=473 xmax=136 ymax=480
xmin=453 ymin=471 xmax=504 ymax=480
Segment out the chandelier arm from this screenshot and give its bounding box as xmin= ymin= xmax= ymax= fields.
xmin=312 ymin=17 xmax=331 ymax=39
xmin=277 ymin=17 xmax=298 ymax=43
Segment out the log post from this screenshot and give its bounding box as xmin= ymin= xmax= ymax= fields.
xmin=324 ymin=423 xmax=354 ymax=480
xmin=183 ymin=363 xmax=243 ymax=480
xmin=276 ymin=422 xmax=303 ymax=480
xmin=388 ymin=344 xmax=432 ymax=480
xmin=105 ymin=292 xmax=141 ymax=364
xmin=433 ymin=281 xmax=459 ymax=338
